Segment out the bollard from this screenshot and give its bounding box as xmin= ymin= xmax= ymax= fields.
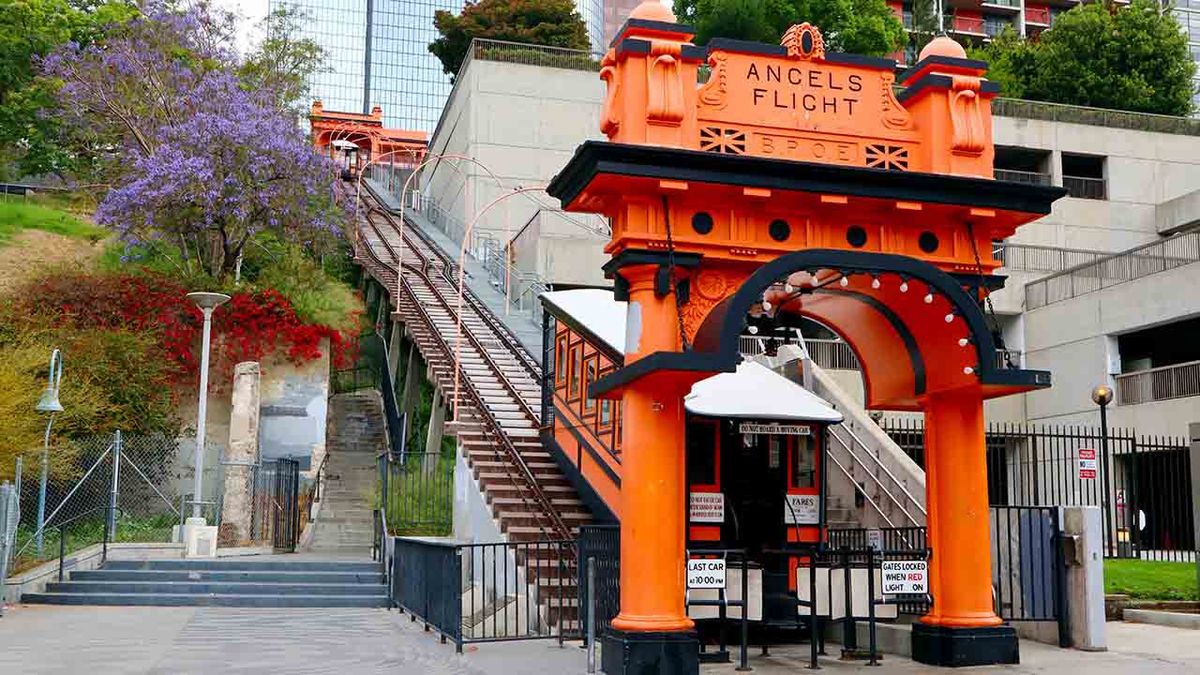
xmin=867 ymin=548 xmax=879 ymax=666
xmin=736 ymin=554 xmax=750 ymax=672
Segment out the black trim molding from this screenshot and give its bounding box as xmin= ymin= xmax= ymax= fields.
xmin=608 ymin=18 xmax=695 ymax=48
xmin=548 ymin=141 xmax=1066 ymax=216
xmin=897 ymin=75 xmax=1001 ymax=105
xmin=898 ymin=55 xmax=990 ymax=83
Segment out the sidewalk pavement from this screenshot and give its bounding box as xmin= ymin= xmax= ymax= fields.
xmin=2 ymin=606 xmax=1196 ymax=674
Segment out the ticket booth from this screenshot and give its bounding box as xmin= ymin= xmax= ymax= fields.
xmin=684 ymin=362 xmax=842 ymax=625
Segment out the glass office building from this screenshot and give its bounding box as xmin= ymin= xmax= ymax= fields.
xmin=276 ymin=0 xmax=608 ymax=133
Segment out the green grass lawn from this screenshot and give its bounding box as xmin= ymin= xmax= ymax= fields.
xmin=0 ymin=198 xmax=104 ymax=246
xmin=1105 ymin=559 xmax=1199 ymax=600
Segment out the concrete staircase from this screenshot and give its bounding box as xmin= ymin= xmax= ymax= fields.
xmin=21 ymin=559 xmax=387 ymax=607
xmin=307 ymin=392 xmax=384 ymax=556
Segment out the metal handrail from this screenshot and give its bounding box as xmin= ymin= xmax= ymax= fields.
xmin=55 ymin=505 xmax=124 ymax=582
xmin=1114 ymin=358 xmax=1200 ymax=405
xmin=1025 ymin=230 xmax=1200 ymax=308
xmin=827 ymin=425 xmax=926 ymax=528
xmin=354 ymin=194 xmax=570 ymax=542
xmin=823 ymin=451 xmax=898 ymax=529
xmin=308 ymin=452 xmax=330 ymax=524
xmin=363 ymin=179 xmax=543 ymax=380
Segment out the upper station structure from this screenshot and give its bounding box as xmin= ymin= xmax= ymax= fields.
xmin=546 ymin=2 xmax=1065 ymax=672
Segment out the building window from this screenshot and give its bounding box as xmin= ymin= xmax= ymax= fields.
xmin=555 ymin=334 xmax=568 ymax=386
xmin=1062 ymin=153 xmax=1107 ymax=200
xmin=687 ymin=420 xmax=719 ymax=487
xmin=569 ymin=345 xmax=582 ymax=399
xmin=993 ymin=146 xmax=1051 ymax=185
xmin=584 ymin=359 xmax=597 ymax=413
xmin=791 ymin=436 xmax=816 ymax=489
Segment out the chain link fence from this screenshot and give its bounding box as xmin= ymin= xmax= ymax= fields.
xmin=8 ymin=432 xmax=192 ymax=576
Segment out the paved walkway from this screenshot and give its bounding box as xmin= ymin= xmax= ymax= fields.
xmin=0 ymin=605 xmax=581 ymax=674
xmin=3 ymin=607 xmax=1197 ymax=674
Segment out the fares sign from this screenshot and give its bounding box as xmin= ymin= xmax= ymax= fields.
xmin=697 ymin=24 xmax=915 ymax=166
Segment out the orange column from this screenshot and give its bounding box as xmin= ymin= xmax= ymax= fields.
xmin=920 ymin=387 xmax=1002 ymax=628
xmin=610 ymin=264 xmax=695 ymax=634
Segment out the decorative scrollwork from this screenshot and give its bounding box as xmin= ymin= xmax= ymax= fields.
xmin=879 ymin=72 xmax=913 ymax=131
xmin=950 ymin=75 xmax=986 ymax=156
xmin=698 ymin=51 xmax=729 ymax=110
xmin=646 ymin=40 xmax=685 ymax=125
xmin=781 ymin=23 xmax=825 ymax=61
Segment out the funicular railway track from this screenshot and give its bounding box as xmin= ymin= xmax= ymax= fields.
xmin=349 ymin=183 xmax=588 ymax=630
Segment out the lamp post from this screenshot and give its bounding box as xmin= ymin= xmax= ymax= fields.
xmin=34 ymin=349 xmax=64 ymax=556
xmin=187 ymin=292 xmax=230 ymax=521
xmin=1092 ymin=384 xmax=1114 ymax=555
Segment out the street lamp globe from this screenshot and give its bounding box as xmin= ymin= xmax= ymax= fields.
xmin=186 ymin=291 xmax=231 ymax=311
xmin=1091 ymin=384 xmax=1114 ymax=407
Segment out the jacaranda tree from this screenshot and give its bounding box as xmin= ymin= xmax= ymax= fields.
xmin=42 ymin=0 xmax=342 ymax=280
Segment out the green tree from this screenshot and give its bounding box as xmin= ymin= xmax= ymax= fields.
xmin=239 ymin=6 xmax=327 ymax=114
xmin=972 ymin=0 xmax=1196 ymax=116
xmin=429 ymin=0 xmax=591 ymax=79
xmin=0 ymin=0 xmax=134 ymax=180
xmin=674 ymin=0 xmax=904 ymax=56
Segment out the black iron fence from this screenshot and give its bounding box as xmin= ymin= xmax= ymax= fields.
xmin=881 ymin=419 xmax=1195 ymax=562
xmin=827 ymin=527 xmax=930 ymax=616
xmin=578 ymin=524 xmax=620 ymax=644
xmin=378 ymin=440 xmax=454 ymax=537
xmin=990 ymin=505 xmax=1067 ymax=642
xmin=390 ymin=536 xmax=578 ymax=652
xmin=270 ymin=458 xmax=300 ymax=553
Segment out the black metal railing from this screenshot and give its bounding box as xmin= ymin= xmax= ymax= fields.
xmin=331 ymin=365 xmax=379 ymax=395
xmin=827 ymin=527 xmax=930 ymax=616
xmin=55 ymin=505 xmax=123 ymax=582
xmin=881 ymin=419 xmax=1195 ymax=561
xmin=990 ymin=505 xmax=1067 ymax=642
xmin=270 ymin=458 xmax=300 ymax=553
xmin=577 ymin=524 xmax=619 ymax=644
xmin=391 ymin=536 xmax=578 ymax=652
xmin=379 ymin=443 xmax=453 ymax=536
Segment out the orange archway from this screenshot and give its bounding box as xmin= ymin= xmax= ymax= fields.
xmin=309 ymin=101 xmax=427 ymax=175
xmin=547 ymin=4 xmax=1064 ymax=673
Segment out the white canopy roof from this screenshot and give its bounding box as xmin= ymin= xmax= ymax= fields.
xmin=685 ymin=361 xmax=843 ymax=423
xmin=541 ymin=289 xmax=843 ymax=424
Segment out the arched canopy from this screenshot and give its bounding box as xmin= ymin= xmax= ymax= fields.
xmin=592 ymin=249 xmax=1049 ymax=410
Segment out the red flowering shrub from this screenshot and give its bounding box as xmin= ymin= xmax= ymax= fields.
xmin=4 ymin=271 xmax=358 ymax=388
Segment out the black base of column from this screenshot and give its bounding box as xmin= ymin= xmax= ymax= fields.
xmin=911 ymin=623 xmax=1020 ymax=667
xmin=601 ymin=628 xmax=699 ymax=675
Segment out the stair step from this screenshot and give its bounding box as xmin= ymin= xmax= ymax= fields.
xmin=102 ymin=559 xmax=380 ymax=573
xmin=46 ymin=581 xmax=386 ymax=596
xmin=71 ymin=569 xmax=384 ymax=584
xmin=21 ymin=592 xmax=389 ymax=608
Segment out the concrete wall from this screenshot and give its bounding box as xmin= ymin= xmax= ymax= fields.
xmin=1022 ymin=262 xmax=1200 ymax=435
xmin=421 ymin=58 xmax=609 ymax=288
xmin=177 ymin=343 xmax=331 ymax=503
xmin=994 ymin=116 xmax=1200 ymax=252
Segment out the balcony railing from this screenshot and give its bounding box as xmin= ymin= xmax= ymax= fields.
xmin=1025 ymin=231 xmax=1200 ymax=309
xmin=1024 ymin=6 xmax=1051 ymax=24
xmin=1115 ymin=359 xmax=1200 ymax=405
xmin=1063 ymin=175 xmax=1107 ymax=200
xmin=950 ymin=15 xmax=986 ymax=35
xmin=983 ymin=0 xmax=1021 ymax=7
xmin=993 ymin=242 xmax=1107 ymax=274
xmin=993 ymin=168 xmax=1052 ymax=185
xmin=992 ymin=97 xmax=1200 ymax=137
